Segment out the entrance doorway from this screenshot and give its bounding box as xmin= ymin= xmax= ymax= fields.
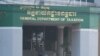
xmin=23 ymin=25 xmax=72 ymax=56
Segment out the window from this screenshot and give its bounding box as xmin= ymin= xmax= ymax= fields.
xmin=87 ymin=0 xmax=94 ymax=3
xmin=76 ymin=0 xmax=80 ymax=1
xmin=82 ymin=0 xmax=86 ymax=2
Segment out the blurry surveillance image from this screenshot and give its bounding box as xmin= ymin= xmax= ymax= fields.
xmin=0 ymin=0 xmax=100 ymax=56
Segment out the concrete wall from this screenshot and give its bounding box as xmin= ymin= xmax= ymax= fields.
xmin=95 ymin=0 xmax=100 ymax=6
xmin=0 ymin=27 xmax=22 ymax=56
xmin=72 ymin=28 xmax=98 ymax=56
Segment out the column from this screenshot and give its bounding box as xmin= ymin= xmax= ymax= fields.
xmin=71 ymin=26 xmax=80 ymax=56
xmin=0 ymin=27 xmax=22 ymax=56
xmin=57 ymin=26 xmax=64 ymax=56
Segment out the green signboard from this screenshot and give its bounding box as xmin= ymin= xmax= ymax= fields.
xmin=0 ymin=4 xmax=99 ymax=28
xmin=0 ymin=5 xmax=88 ymax=21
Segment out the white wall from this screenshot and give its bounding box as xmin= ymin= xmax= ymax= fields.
xmin=95 ymin=0 xmax=100 ymax=6
xmin=80 ymin=29 xmax=89 ymax=56
xmin=0 ymin=27 xmax=22 ymax=56
xmin=89 ymin=30 xmax=98 ymax=56
xmin=72 ymin=28 xmax=98 ymax=56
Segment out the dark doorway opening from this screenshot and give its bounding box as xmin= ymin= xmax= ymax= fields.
xmin=23 ymin=25 xmax=58 ymax=56
xmin=23 ymin=25 xmax=72 ymax=56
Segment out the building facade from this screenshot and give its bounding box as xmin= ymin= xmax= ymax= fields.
xmin=0 ymin=0 xmax=100 ymax=6
xmin=0 ymin=0 xmax=100 ymax=56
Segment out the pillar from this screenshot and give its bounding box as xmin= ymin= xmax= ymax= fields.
xmin=57 ymin=26 xmax=64 ymax=56
xmin=0 ymin=27 xmax=22 ymax=56
xmin=71 ymin=25 xmax=80 ymax=56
